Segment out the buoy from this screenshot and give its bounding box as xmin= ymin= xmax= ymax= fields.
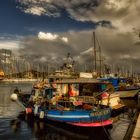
xmin=34 ymin=105 xmax=39 ymax=115
xmin=25 ymin=108 xmax=32 ymax=114
xmin=10 ymin=93 xmax=18 ymax=101
xmin=39 ymin=111 xmax=45 ymax=119
xmin=101 ymin=92 xmax=109 ymax=99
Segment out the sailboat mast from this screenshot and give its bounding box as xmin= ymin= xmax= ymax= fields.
xmin=98 ymin=43 xmax=102 ymax=75
xmin=93 ymin=32 xmax=97 ymax=72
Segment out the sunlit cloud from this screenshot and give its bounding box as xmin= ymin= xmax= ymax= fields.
xmin=38 ymin=32 xmax=58 ymax=40
xmin=61 ymin=37 xmax=68 ymax=43
xmin=80 ymin=47 xmax=93 ymax=55
xmin=40 ymin=56 xmax=47 ymax=62
xmin=24 ymin=6 xmax=46 ymax=16
xmin=0 ymin=40 xmax=20 ymax=50
xmin=17 ymin=0 xmax=60 ymax=17
xmin=38 ymin=31 xmax=69 ymax=43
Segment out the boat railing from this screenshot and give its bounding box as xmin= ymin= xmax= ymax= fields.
xmin=47 ymin=95 xmax=101 ymax=111
xmin=75 ymin=96 xmax=96 ymax=103
xmin=48 ymin=99 xmax=111 ymax=122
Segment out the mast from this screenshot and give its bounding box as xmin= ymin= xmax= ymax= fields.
xmin=93 ymin=32 xmax=97 ymax=72
xmin=92 ymin=32 xmax=102 ymax=76
xmin=98 ymin=42 xmax=102 ymax=75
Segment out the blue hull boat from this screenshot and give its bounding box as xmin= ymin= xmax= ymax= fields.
xmin=47 ymin=108 xmax=111 ymax=121
xmin=46 ymin=108 xmax=112 ymax=127
xmin=11 ymin=79 xmax=113 ymax=128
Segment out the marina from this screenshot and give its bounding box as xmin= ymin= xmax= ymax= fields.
xmin=1 ymin=48 xmax=140 ymax=140
xmin=1 ymin=50 xmax=140 ymax=140
xmin=0 ymin=1 xmax=140 ymax=140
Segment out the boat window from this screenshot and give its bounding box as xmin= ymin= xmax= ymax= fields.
xmin=79 ymin=83 xmax=101 ymax=96
xmin=68 ymin=84 xmax=79 ymax=97
xmin=44 ymin=88 xmax=53 ymax=99
xmin=101 ymin=84 xmax=107 ymax=91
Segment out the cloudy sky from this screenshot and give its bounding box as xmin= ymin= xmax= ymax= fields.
xmin=0 ymin=0 xmax=140 ymax=72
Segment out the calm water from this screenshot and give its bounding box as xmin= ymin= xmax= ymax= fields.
xmin=0 ymin=83 xmax=134 ymax=140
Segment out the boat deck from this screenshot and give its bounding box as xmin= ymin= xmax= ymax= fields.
xmin=112 ymin=104 xmax=125 ymax=110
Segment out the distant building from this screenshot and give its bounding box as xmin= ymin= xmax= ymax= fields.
xmin=0 ymin=49 xmax=12 ymax=77
xmin=0 ymin=70 xmax=4 ymax=80
xmin=0 ymin=49 xmax=12 ymax=64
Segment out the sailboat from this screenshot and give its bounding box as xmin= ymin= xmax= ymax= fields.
xmin=91 ymin=32 xmax=125 ymax=114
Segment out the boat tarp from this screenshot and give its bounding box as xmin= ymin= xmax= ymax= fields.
xmin=115 ymin=89 xmax=139 ymax=98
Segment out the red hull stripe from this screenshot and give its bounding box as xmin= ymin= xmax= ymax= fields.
xmin=67 ymin=120 xmax=113 ymax=127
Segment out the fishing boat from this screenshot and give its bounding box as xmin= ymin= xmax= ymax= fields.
xmin=46 ymin=107 xmax=112 ymax=127
xmin=11 ymin=78 xmax=113 ymax=128
xmin=98 ymin=77 xmax=140 ymax=99
xmin=114 ymin=89 xmax=140 ymax=99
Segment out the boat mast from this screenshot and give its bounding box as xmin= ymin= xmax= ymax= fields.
xmin=92 ymin=32 xmax=102 ymax=76
xmin=97 ymin=37 xmax=102 ymax=76
xmin=93 ymin=32 xmax=97 ymax=72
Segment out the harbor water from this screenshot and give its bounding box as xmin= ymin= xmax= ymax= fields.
xmin=0 ymin=82 xmax=137 ymax=140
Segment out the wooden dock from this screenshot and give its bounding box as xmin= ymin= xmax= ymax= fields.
xmin=132 ymin=113 xmax=140 ymax=140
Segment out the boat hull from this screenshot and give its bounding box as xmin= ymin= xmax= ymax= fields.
xmin=67 ymin=119 xmax=113 ymax=127
xmin=46 ymin=109 xmax=112 ymax=127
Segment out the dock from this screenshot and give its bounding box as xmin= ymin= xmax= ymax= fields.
xmin=132 ymin=113 xmax=140 ymax=140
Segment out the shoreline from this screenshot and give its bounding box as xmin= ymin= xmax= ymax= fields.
xmin=0 ymin=78 xmax=39 ymax=83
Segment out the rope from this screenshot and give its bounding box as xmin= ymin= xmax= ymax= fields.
xmin=93 ymin=87 xmax=113 ymax=98
xmin=100 ymin=117 xmax=113 ymax=140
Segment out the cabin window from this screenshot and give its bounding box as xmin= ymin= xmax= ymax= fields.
xmin=101 ymin=84 xmax=107 ymax=91
xmin=79 ymin=83 xmax=102 ymax=96
xmin=44 ymin=88 xmax=53 ymax=99
xmin=68 ymin=84 xmax=79 ymax=97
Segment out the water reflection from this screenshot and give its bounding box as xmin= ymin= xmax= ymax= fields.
xmin=9 ymin=117 xmax=88 ymax=140
xmin=17 ymin=114 xmax=111 ymax=140
xmin=10 ymin=119 xmax=21 ymax=133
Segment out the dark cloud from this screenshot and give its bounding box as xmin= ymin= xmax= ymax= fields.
xmin=134 ymin=41 xmax=140 ymax=46
xmin=16 ymin=0 xmax=140 ymax=30
xmin=15 ymin=0 xmax=140 ymax=72
xmin=17 ymin=29 xmax=140 ymax=72
xmin=18 ymin=35 xmax=78 ymax=70
xmin=16 ymin=0 xmax=133 ymax=22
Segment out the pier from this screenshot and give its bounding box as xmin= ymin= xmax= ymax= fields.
xmin=131 ymin=92 xmax=140 ymax=140
xmin=132 ymin=113 xmax=140 ymax=140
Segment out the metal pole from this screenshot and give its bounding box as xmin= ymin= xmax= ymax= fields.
xmin=93 ymin=32 xmax=97 ymax=72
